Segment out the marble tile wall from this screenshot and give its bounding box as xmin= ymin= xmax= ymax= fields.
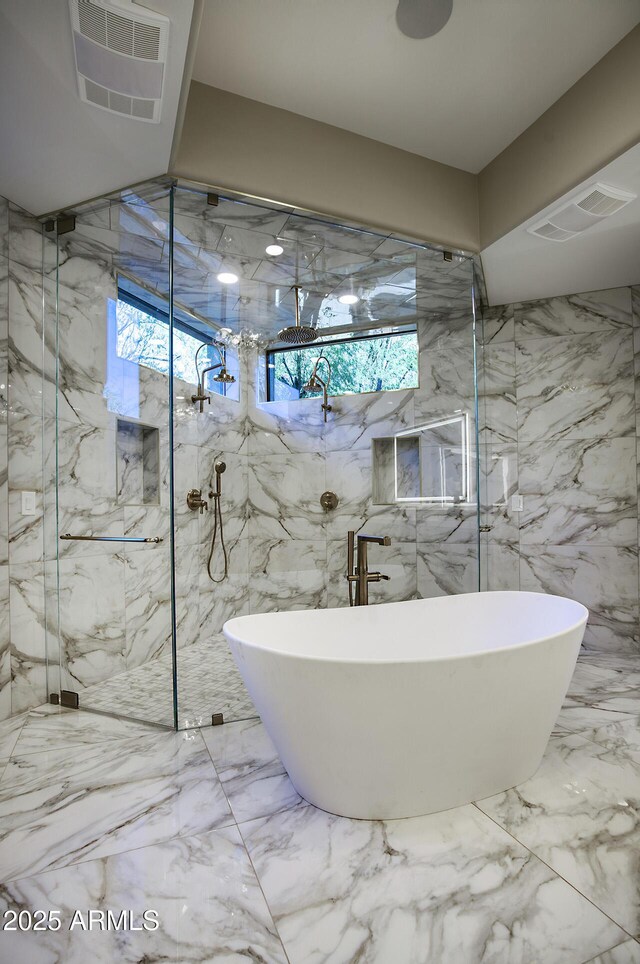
xmin=481 ymin=286 xmax=640 ymax=654
xmin=2 ymin=200 xmax=52 ymax=720
xmin=0 ymin=199 xmax=9 ymax=719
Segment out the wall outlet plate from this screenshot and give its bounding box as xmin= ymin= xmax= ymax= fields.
xmin=21 ymin=491 xmax=36 ymax=516
xmin=511 ymin=494 xmax=524 ymax=512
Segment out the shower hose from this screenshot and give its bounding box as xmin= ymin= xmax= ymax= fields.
xmin=207 ymin=462 xmax=229 ymax=582
xmin=207 ymin=492 xmax=229 ymax=583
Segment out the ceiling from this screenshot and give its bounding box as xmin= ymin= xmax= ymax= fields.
xmin=482 ymin=141 xmax=640 ymax=305
xmin=192 ymin=0 xmax=640 ymax=174
xmin=0 ymin=0 xmax=194 ymax=216
xmin=65 ymin=184 xmax=472 ymax=343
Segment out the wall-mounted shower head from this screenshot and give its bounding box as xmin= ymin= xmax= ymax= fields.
xmin=213 ymin=368 xmax=236 ymax=383
xmin=302 ymin=354 xmax=333 ymax=423
xmin=278 ymin=286 xmax=318 ymax=344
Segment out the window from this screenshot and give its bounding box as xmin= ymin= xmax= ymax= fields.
xmin=115 ymin=283 xmax=229 ymax=394
xmin=266 ymin=329 xmax=419 ymax=402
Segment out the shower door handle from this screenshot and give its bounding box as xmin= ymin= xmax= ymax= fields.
xmin=59 ymin=534 xmax=163 ymax=543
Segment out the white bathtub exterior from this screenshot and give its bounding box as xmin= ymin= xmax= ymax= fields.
xmin=223 ymin=591 xmax=588 ymax=819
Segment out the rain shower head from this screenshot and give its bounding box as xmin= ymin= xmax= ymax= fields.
xmin=213 ymin=368 xmax=236 ymax=383
xmin=278 ymin=286 xmax=318 ymax=344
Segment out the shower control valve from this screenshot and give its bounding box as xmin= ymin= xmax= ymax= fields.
xmin=186 ymin=488 xmax=208 ymax=514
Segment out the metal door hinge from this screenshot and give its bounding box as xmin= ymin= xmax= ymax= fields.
xmin=60 ymin=690 xmax=79 ymax=709
xmin=44 ymin=215 xmax=76 ymax=235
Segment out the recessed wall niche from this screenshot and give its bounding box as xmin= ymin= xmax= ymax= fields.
xmin=372 ymin=414 xmax=471 ymax=505
xmin=116 ymin=418 xmax=160 ymax=505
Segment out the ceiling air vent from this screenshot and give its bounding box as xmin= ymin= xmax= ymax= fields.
xmin=528 ymin=182 xmax=637 ymax=243
xmin=69 ymin=0 xmax=170 ymax=123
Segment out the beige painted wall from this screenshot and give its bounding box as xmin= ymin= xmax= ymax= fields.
xmin=171 ymin=82 xmax=480 ymax=251
xmin=174 ymin=25 xmax=640 ymax=256
xmin=479 ymin=25 xmax=640 ymax=248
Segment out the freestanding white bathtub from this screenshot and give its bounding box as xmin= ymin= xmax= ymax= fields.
xmin=223 ymin=591 xmax=588 ymax=819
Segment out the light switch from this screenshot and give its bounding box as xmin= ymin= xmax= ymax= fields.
xmin=511 ymin=494 xmax=523 ymax=512
xmin=21 ymin=491 xmax=36 ymax=516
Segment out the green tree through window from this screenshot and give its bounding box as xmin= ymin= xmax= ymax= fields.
xmin=268 ymin=331 xmax=418 ymax=401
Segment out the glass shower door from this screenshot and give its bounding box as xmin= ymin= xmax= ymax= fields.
xmin=46 ymin=183 xmax=176 ymax=727
xmin=170 ymin=185 xmax=254 ymax=729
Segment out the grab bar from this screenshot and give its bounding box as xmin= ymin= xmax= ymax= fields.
xmin=59 ymin=534 xmax=163 ymax=543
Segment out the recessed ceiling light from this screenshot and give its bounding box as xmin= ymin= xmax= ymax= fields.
xmin=217 ymin=272 xmax=239 ymax=284
xmin=339 ymin=294 xmax=359 ymax=305
xmin=265 ymin=243 xmax=284 ymax=257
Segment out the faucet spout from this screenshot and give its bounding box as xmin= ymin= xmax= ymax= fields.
xmin=346 ymin=531 xmax=391 ymax=606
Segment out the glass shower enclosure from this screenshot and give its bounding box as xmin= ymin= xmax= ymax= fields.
xmin=42 ymin=179 xmax=485 ymax=729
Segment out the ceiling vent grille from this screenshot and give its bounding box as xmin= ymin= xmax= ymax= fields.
xmin=528 ymin=182 xmax=637 ymax=243
xmin=69 ymin=0 xmax=170 ymax=123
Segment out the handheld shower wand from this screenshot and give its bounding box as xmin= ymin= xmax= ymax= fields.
xmin=206 ymin=459 xmax=229 ymax=583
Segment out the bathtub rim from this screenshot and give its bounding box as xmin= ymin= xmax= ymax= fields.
xmin=223 ymin=590 xmax=589 ymax=666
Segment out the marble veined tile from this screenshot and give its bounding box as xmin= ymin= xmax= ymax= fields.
xmin=567 ymin=660 xmax=640 ymax=705
xmin=413 ymin=346 xmax=476 ymax=423
xmin=477 ymin=731 xmax=640 ymax=936
xmin=479 ymin=343 xmax=517 ymax=443
xmin=519 ymin=546 xmax=639 ymax=653
xmin=0 ymin=713 xmax=26 ymax=774
xmin=515 ymin=287 xmax=632 ymax=343
xmin=12 ymin=705 xmax=162 ymax=756
xmin=0 ymin=826 xmax=287 ymax=964
xmin=249 ymin=569 xmax=327 ymax=614
xmin=584 ymin=942 xmax=640 ymax=964
xmin=519 ymin=437 xmax=637 ymax=546
xmin=326 ymin=388 xmax=415 ymax=453
xmin=481 ymin=304 xmax=515 ymax=345
xmin=516 ymin=329 xmax=635 ymax=442
xmin=248 ymin=452 xmax=326 ymax=542
xmin=202 ymin=718 xmax=302 ymax=824
xmin=0 ymin=728 xmax=233 ymax=881
xmin=241 ymin=800 xmax=625 ymax=964
xmin=583 ymin=716 xmax=640 ymax=755
xmin=249 ymin=537 xmax=326 ymax=574
xmin=417 ymin=544 xmax=479 ymax=598
xmin=557 ymin=703 xmax=640 ymax=736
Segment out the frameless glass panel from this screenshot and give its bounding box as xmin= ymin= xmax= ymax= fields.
xmin=170 ymin=186 xmax=251 ymax=730
xmin=48 ymin=183 xmax=175 ymax=727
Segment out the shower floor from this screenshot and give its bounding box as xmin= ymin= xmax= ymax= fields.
xmin=80 ymin=634 xmax=256 ymax=729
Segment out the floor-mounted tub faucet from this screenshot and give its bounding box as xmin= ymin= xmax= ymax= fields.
xmin=346 ymin=531 xmax=391 ymax=606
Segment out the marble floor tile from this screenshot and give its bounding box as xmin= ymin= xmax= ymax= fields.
xmin=0 ymin=728 xmax=233 ymax=881
xmin=557 ymin=702 xmax=640 ymax=735
xmin=0 ymin=826 xmax=287 ymax=964
xmin=0 ymin=712 xmax=26 ymax=774
xmin=80 ymin=635 xmax=256 ymax=729
xmin=202 ymin=717 xmax=302 ymax=823
xmin=581 ymin=716 xmax=640 ymax=754
xmin=240 ymin=800 xmax=625 ymax=964
xmin=584 ymin=939 xmax=640 ymax=963
xmin=476 ymin=731 xmax=640 ymax=936
xmin=558 ymin=660 xmax=640 ymax=735
xmin=11 ymin=703 xmax=161 ymax=756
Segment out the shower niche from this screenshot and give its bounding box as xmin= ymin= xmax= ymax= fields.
xmin=372 ymin=413 xmax=472 ymax=505
xmin=116 ymin=418 xmax=161 ymax=505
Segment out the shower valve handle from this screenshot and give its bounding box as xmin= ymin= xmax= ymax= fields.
xmin=187 ymin=488 xmax=208 ymax=513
